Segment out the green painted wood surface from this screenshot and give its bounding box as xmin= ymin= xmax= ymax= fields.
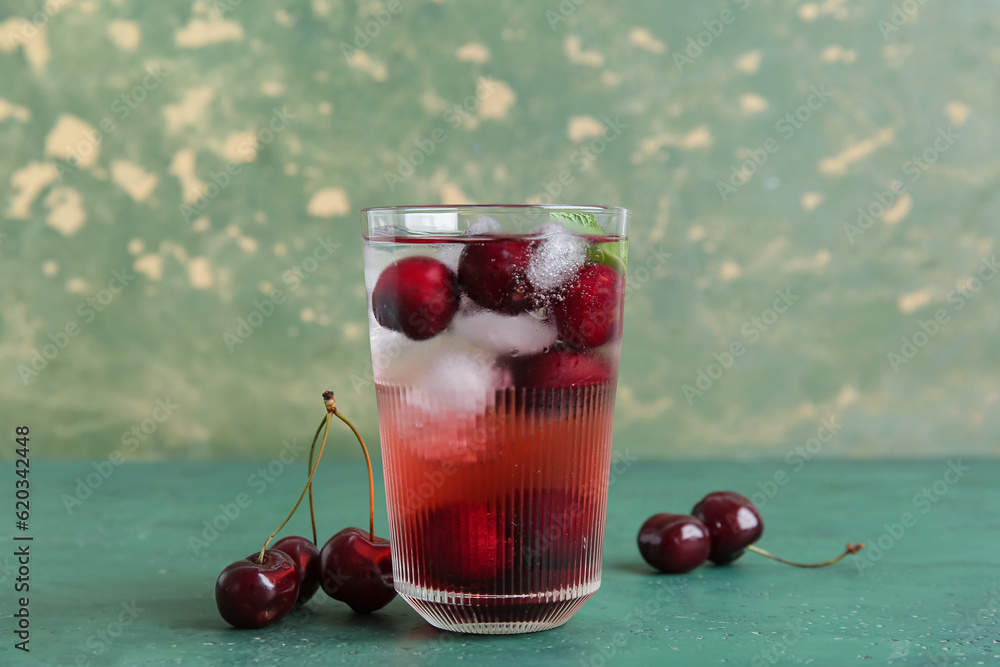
xmin=6 ymin=459 xmax=997 ymax=665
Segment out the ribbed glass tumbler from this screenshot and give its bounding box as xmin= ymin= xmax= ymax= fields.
xmin=360 ymin=205 xmax=629 ymax=634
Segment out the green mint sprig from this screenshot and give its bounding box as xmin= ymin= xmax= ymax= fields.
xmin=550 ymin=211 xmax=628 ymax=274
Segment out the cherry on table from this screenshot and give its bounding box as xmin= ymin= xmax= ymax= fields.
xmin=691 ymin=491 xmax=764 ymax=565
xmin=273 ymin=535 xmax=321 ymax=605
xmin=215 ymin=550 xmax=299 ymax=629
xmin=372 ymin=256 xmax=459 ymax=340
xmin=319 ymin=527 xmax=396 ymax=614
xmin=637 ymin=513 xmax=712 ymax=574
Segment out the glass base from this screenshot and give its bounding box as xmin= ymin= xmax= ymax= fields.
xmin=398 ymin=581 xmax=597 ymax=634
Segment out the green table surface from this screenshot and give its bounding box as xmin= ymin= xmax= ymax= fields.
xmin=5 ymin=459 xmax=997 ymax=666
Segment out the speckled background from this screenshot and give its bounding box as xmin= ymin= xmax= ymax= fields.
xmin=2 ymin=0 xmax=998 ymax=459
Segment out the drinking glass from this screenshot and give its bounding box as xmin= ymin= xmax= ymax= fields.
xmin=360 ymin=205 xmax=629 ymax=634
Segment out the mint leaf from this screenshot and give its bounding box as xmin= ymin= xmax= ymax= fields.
xmin=550 ymin=211 xmax=601 ymax=233
xmin=549 ymin=211 xmax=628 ymax=273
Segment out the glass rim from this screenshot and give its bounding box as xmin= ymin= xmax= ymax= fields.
xmin=361 ymin=204 xmax=629 ymax=215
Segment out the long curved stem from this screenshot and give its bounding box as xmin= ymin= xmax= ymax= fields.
xmin=306 ymin=417 xmax=325 ymax=545
xmin=334 ymin=410 xmax=375 ymax=540
xmin=747 ymin=542 xmax=865 ymax=568
xmin=257 ymin=414 xmax=332 ymax=563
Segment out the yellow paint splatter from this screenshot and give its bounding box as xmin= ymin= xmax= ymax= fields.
xmin=439 ymin=182 xmax=470 ymax=205
xmin=306 ymin=187 xmax=350 ymax=218
xmin=221 ymin=131 xmax=258 ymax=163
xmin=897 ymin=288 xmax=933 ymax=314
xmin=566 ymin=115 xmax=605 ymax=142
xmin=237 ymin=236 xmax=258 ymax=254
xmin=455 ymin=42 xmax=490 ymax=63
xmin=187 ymin=257 xmax=214 ymax=289
xmin=836 ymin=385 xmax=859 ymax=408
xmin=944 ymin=101 xmax=970 ymax=128
xmin=734 ymin=49 xmax=763 ymax=74
xmin=628 ymin=27 xmax=665 ymax=55
xmin=819 ymin=127 xmax=895 ymax=176
xmin=6 ymin=162 xmax=58 ymax=219
xmin=169 ymin=149 xmax=207 ymax=204
xmin=564 ymin=35 xmax=604 ymax=68
xmin=134 ymin=254 xmax=164 ymax=282
xmin=260 ymin=81 xmax=284 ymax=97
xmin=174 ymin=18 xmax=245 ymax=48
xmin=346 ymin=50 xmax=388 ymax=82
xmin=800 ymin=192 xmax=825 ymax=212
xmin=107 ymin=20 xmax=141 ymax=51
xmin=632 ymin=126 xmax=712 ymax=163
xmin=274 ymin=9 xmax=295 ymax=27
xmin=111 ymin=160 xmax=159 ymax=202
xmin=45 ymin=115 xmax=101 ymax=169
xmin=739 ymin=93 xmax=769 ymax=113
xmin=343 ymin=322 xmax=363 ymax=341
xmin=648 ymin=195 xmax=670 ymax=244
xmin=821 ymin=44 xmax=856 ymax=64
xmin=601 ymin=71 xmax=621 ymax=87
xmin=477 ymin=80 xmax=516 ymax=120
xmin=881 ymin=192 xmax=912 ymax=226
xmin=0 ymin=98 xmax=30 ymax=122
xmin=719 ymin=260 xmax=742 ymax=281
xmin=798 ymin=3 xmax=820 ymax=21
xmin=0 ymin=18 xmax=50 ymax=71
xmin=163 ymin=86 xmax=216 ymax=133
xmin=44 ymin=187 xmax=86 ymax=236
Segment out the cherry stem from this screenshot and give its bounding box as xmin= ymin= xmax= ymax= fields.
xmin=306 ymin=417 xmax=325 ymax=546
xmin=257 ymin=407 xmax=334 ymax=564
xmin=746 ymin=542 xmax=866 ymax=568
xmin=334 ymin=409 xmax=375 ymax=540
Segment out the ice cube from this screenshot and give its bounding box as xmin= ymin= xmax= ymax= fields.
xmin=451 ymin=310 xmax=557 ymax=356
xmin=526 ymin=225 xmax=588 ymax=293
xmin=465 ymin=215 xmax=503 ymax=235
xmin=368 ymin=321 xmax=414 ymax=378
xmin=373 ymin=332 xmax=500 ymax=413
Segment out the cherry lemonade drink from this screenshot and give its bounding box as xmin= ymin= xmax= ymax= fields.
xmin=361 ymin=206 xmax=629 ymax=634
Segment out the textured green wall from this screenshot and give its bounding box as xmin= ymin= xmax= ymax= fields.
xmin=2 ymin=0 xmax=997 ymax=459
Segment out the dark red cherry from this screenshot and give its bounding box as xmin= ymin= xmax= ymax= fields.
xmin=511 ymin=348 xmax=613 ymax=388
xmin=553 ymin=263 xmax=623 ymax=349
xmin=457 ymin=239 xmax=538 ymax=314
xmin=422 ymin=501 xmax=509 ymax=590
xmin=372 ymin=257 xmax=459 ymax=340
xmin=691 ymin=491 xmax=764 ymax=565
xmin=419 ymin=491 xmax=593 ymax=594
xmin=273 ymin=536 xmax=321 ymax=605
xmin=215 ymin=550 xmax=299 ymax=629
xmin=319 ymin=527 xmax=396 ymax=613
xmin=637 ymin=513 xmax=711 ymax=574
